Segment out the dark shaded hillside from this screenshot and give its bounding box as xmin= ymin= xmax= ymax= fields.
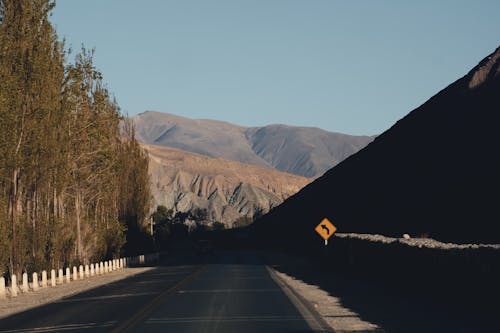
xmin=253 ymin=46 xmax=500 ymax=245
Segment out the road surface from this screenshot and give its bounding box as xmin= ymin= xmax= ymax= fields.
xmin=0 ymin=251 xmax=326 ymax=333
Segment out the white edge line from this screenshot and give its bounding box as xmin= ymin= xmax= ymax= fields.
xmin=266 ymin=266 xmax=332 ymax=332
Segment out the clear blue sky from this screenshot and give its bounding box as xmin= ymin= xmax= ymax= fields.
xmin=52 ymin=0 xmax=499 ymax=135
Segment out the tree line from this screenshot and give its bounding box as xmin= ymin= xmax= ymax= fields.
xmin=151 ymin=206 xmax=226 ymax=246
xmin=0 ymin=0 xmax=151 ymax=277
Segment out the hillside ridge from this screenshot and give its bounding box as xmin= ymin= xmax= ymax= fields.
xmin=133 ymin=111 xmax=374 ymax=178
xmin=144 ymin=143 xmax=311 ymax=226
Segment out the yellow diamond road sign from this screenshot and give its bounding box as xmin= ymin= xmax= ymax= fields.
xmin=315 ymin=218 xmax=337 ymax=245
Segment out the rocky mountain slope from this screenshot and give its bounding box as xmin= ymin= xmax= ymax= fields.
xmin=133 ymin=112 xmax=373 ymax=178
xmin=253 ymin=46 xmax=500 ymax=245
xmin=143 ymin=143 xmax=311 ymax=226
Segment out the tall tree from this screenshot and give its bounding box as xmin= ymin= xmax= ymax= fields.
xmin=0 ymin=0 xmax=151 ymax=276
xmin=0 ymin=0 xmax=63 ymax=275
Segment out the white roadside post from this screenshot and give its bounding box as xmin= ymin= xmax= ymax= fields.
xmin=90 ymin=264 xmax=95 ymax=277
xmin=41 ymin=270 xmax=48 ymax=288
xmin=10 ymin=274 xmax=18 ymax=297
xmin=99 ymin=262 xmax=104 ymax=275
xmin=73 ymin=266 xmax=78 ymax=281
xmin=79 ymin=265 xmax=84 ymax=279
xmin=22 ymin=273 xmax=29 ymax=293
xmin=50 ymin=269 xmax=56 ymax=287
xmin=104 ymin=261 xmax=108 ymax=273
xmin=0 ymin=277 xmax=6 ymax=299
xmin=85 ymin=264 xmax=89 ymax=278
xmin=58 ymin=269 xmax=64 ymax=284
xmin=32 ymin=272 xmax=39 ymax=291
xmin=66 ymin=268 xmax=71 ymax=283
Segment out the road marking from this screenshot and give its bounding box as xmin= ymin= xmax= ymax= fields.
xmin=147 ymin=272 xmax=191 ymax=276
xmin=267 ymin=266 xmax=333 ymax=332
xmin=55 ymin=292 xmax=159 ymax=303
xmin=135 ymin=279 xmax=176 ymax=284
xmin=145 ymin=315 xmax=312 ymax=324
xmin=177 ymin=288 xmax=281 ymax=293
xmin=111 ymin=266 xmax=205 ymax=333
xmin=0 ymin=321 xmax=116 ymax=333
xmin=198 ymin=277 xmax=269 ymax=281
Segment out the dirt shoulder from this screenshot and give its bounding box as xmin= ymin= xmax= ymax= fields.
xmin=264 ymin=252 xmax=383 ymax=333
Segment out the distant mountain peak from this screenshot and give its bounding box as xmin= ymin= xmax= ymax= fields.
xmin=132 ymin=112 xmax=374 ymax=178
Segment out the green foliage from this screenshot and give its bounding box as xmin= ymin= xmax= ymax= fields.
xmin=152 ymin=205 xmax=173 ymax=224
xmin=190 ymin=208 xmax=209 ymax=223
xmin=0 ymin=0 xmax=151 ymax=276
xmin=232 ymin=216 xmax=254 ymax=228
xmin=212 ymin=222 xmax=226 ymax=231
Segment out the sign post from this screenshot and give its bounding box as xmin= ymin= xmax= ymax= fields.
xmin=315 ymin=218 xmax=337 ymax=245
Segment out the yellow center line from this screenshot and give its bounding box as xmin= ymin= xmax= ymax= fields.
xmin=111 ymin=265 xmax=205 ymax=333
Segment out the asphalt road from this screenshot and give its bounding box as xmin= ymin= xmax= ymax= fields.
xmin=0 ymin=251 xmax=323 ymax=333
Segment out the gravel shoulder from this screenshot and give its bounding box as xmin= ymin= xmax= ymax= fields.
xmin=0 ymin=267 xmax=153 ymax=320
xmin=264 ymin=252 xmax=383 ymax=333
xmin=335 ymin=232 xmax=500 ymax=249
xmin=273 ymin=269 xmax=383 ymax=333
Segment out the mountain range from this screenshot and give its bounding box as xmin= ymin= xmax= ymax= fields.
xmin=253 ymin=46 xmax=500 ymax=245
xmin=132 ymin=112 xmax=374 ymax=178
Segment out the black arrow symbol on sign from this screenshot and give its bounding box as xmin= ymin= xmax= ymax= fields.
xmin=321 ymin=224 xmax=330 ymax=235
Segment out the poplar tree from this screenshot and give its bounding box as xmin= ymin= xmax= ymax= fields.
xmin=0 ymin=0 xmax=151 ymax=276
